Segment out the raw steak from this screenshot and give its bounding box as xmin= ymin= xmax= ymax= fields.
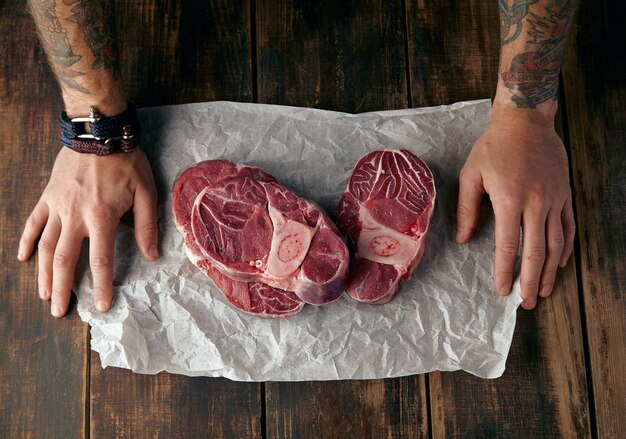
xmin=190 ymin=174 xmax=349 ymax=305
xmin=172 ymin=160 xmax=304 ymax=317
xmin=338 ymin=149 xmax=436 ymax=304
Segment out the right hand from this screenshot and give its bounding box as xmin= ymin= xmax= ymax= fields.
xmin=17 ymin=147 xmax=159 ymax=317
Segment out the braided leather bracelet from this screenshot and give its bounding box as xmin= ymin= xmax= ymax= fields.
xmin=60 ymin=106 xmax=142 ymax=156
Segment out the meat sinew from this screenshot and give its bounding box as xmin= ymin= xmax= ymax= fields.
xmin=338 ymin=149 xmax=436 ymax=304
xmin=172 ymin=160 xmax=304 ymax=317
xmin=172 ymin=160 xmax=349 ymax=314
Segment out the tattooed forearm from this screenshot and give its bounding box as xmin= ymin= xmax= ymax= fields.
xmin=29 ymin=0 xmax=89 ymax=93
xmin=67 ymin=0 xmax=120 ymax=79
xmin=500 ymin=0 xmax=578 ymax=109
xmin=499 ymin=0 xmax=539 ymax=45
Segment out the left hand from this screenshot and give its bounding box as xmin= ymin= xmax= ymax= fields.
xmin=456 ymin=107 xmax=576 ymax=310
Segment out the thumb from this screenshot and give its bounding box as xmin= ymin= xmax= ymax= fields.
xmin=456 ymin=168 xmax=484 ymax=243
xmin=133 ymin=184 xmax=159 ymax=260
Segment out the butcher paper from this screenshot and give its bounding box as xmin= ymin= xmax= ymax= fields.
xmin=74 ymin=100 xmax=522 ymax=380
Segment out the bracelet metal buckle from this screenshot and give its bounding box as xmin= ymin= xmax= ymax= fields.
xmin=72 ymin=107 xmax=104 ymax=141
xmin=103 ymin=125 xmax=134 ymax=146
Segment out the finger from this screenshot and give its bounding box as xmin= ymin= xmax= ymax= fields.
xmin=560 ymin=197 xmax=576 ymax=267
xmin=539 ymin=209 xmax=565 ymax=298
xmin=456 ymin=168 xmax=484 ymax=243
xmin=89 ymin=223 xmax=117 ymax=313
xmin=18 ymin=202 xmax=49 ymax=261
xmin=50 ymin=229 xmax=84 ymax=318
xmin=37 ymin=216 xmax=62 ymax=301
xmin=133 ymin=185 xmax=159 ymax=260
xmin=493 ymin=206 xmax=522 ymax=297
xmin=519 ymin=209 xmax=549 ymax=310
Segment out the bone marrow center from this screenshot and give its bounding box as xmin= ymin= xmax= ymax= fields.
xmin=278 ymin=234 xmax=304 ymax=262
xmin=369 ymin=235 xmax=401 ymax=257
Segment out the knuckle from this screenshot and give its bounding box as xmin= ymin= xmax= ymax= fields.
xmin=88 ymin=205 xmax=115 ymax=225
xmin=495 ymin=268 xmax=514 ymax=280
xmin=38 ymin=238 xmax=56 ymax=253
xmin=53 ymin=251 xmax=72 ymax=268
xmin=496 ymin=240 xmax=519 ymax=257
xmin=64 ymin=199 xmax=83 ymax=220
xmin=548 ymin=235 xmax=565 ymax=252
xmin=90 ymin=254 xmax=112 ymax=271
xmin=565 ymin=220 xmax=576 ymax=238
xmin=499 ymin=189 xmax=522 ymax=210
xmin=528 ymin=189 xmax=549 ymax=208
xmin=140 ymin=221 xmax=159 ymax=235
xmin=525 ymin=246 xmax=546 ymax=263
xmin=458 ymin=167 xmax=471 ymax=184
xmin=26 ymin=213 xmax=39 ymax=229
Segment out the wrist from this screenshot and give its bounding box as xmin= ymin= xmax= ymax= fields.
xmin=62 ymin=88 xmax=127 ymax=118
xmin=60 ymin=106 xmax=141 ymax=156
xmin=492 ymin=89 xmax=557 ymax=127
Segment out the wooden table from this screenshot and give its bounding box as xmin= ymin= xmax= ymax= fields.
xmin=1 ymin=1 xmax=624 ymax=437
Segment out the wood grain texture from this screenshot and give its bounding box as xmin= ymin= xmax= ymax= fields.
xmin=405 ymin=0 xmax=500 ymax=106
xmin=256 ymin=1 xmax=428 ymax=437
xmin=561 ymin=0 xmax=626 ymax=436
xmin=266 ymin=378 xmax=428 ymax=439
xmin=87 ymin=2 xmax=262 ymax=438
xmin=118 ymin=0 xmax=253 ymax=107
xmin=256 ymin=0 xmax=408 ymax=112
xmin=407 ymin=2 xmax=591 ymax=437
xmin=0 ymin=2 xmax=88 ymax=438
xmin=90 ymin=366 xmax=263 ymax=438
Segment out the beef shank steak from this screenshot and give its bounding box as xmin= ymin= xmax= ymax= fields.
xmin=338 ymin=149 xmax=436 ymax=303
xmin=190 ymin=175 xmax=349 ymax=305
xmin=172 ymin=160 xmax=304 ymax=317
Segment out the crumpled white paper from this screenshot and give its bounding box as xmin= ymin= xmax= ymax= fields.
xmin=75 ymin=100 xmax=522 ymax=380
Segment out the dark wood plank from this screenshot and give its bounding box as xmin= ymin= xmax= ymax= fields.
xmin=406 ymin=1 xmax=591 ymax=437
xmin=266 ymin=379 xmax=428 ymax=438
xmin=90 ymin=368 xmax=263 ymax=438
xmin=88 ymin=2 xmax=262 ymax=438
xmin=0 ymin=2 xmax=88 ymax=438
xmin=561 ymin=0 xmax=626 ymax=436
xmin=406 ymin=0 xmax=500 ymax=106
xmin=119 ymin=0 xmax=254 ymax=107
xmin=257 ymin=0 xmax=408 ymax=112
xmin=256 ymin=1 xmax=428 ymax=437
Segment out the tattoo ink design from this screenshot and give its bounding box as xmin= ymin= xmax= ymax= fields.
xmin=501 ymin=0 xmax=577 ymax=108
xmin=499 ymin=0 xmax=539 ymax=45
xmin=66 ymin=0 xmax=120 ymax=79
xmin=30 ymin=0 xmax=89 ymax=93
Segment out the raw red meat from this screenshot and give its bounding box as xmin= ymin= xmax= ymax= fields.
xmin=338 ymin=149 xmax=436 ymax=304
xmin=190 ymin=175 xmax=349 ymax=305
xmin=172 ymin=160 xmax=304 ymax=317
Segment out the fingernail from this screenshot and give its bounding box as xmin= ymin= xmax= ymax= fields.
xmin=51 ymin=304 xmax=62 ymax=317
xmin=523 ymin=296 xmax=537 ymax=309
xmin=498 ymin=285 xmax=510 ymax=296
xmin=540 ymin=284 xmax=552 ymax=298
xmin=455 ymin=227 xmax=466 ymax=242
xmin=149 ymin=245 xmax=159 ymax=260
xmin=17 ymin=250 xmax=24 ymax=260
xmin=39 ymin=286 xmax=48 ymax=300
xmin=559 ymin=257 xmax=567 ymax=268
xmin=96 ymin=301 xmax=108 ymax=312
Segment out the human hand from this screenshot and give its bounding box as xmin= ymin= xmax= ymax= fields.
xmin=18 ymin=147 xmax=159 ymax=317
xmin=456 ymin=107 xmax=575 ymax=310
